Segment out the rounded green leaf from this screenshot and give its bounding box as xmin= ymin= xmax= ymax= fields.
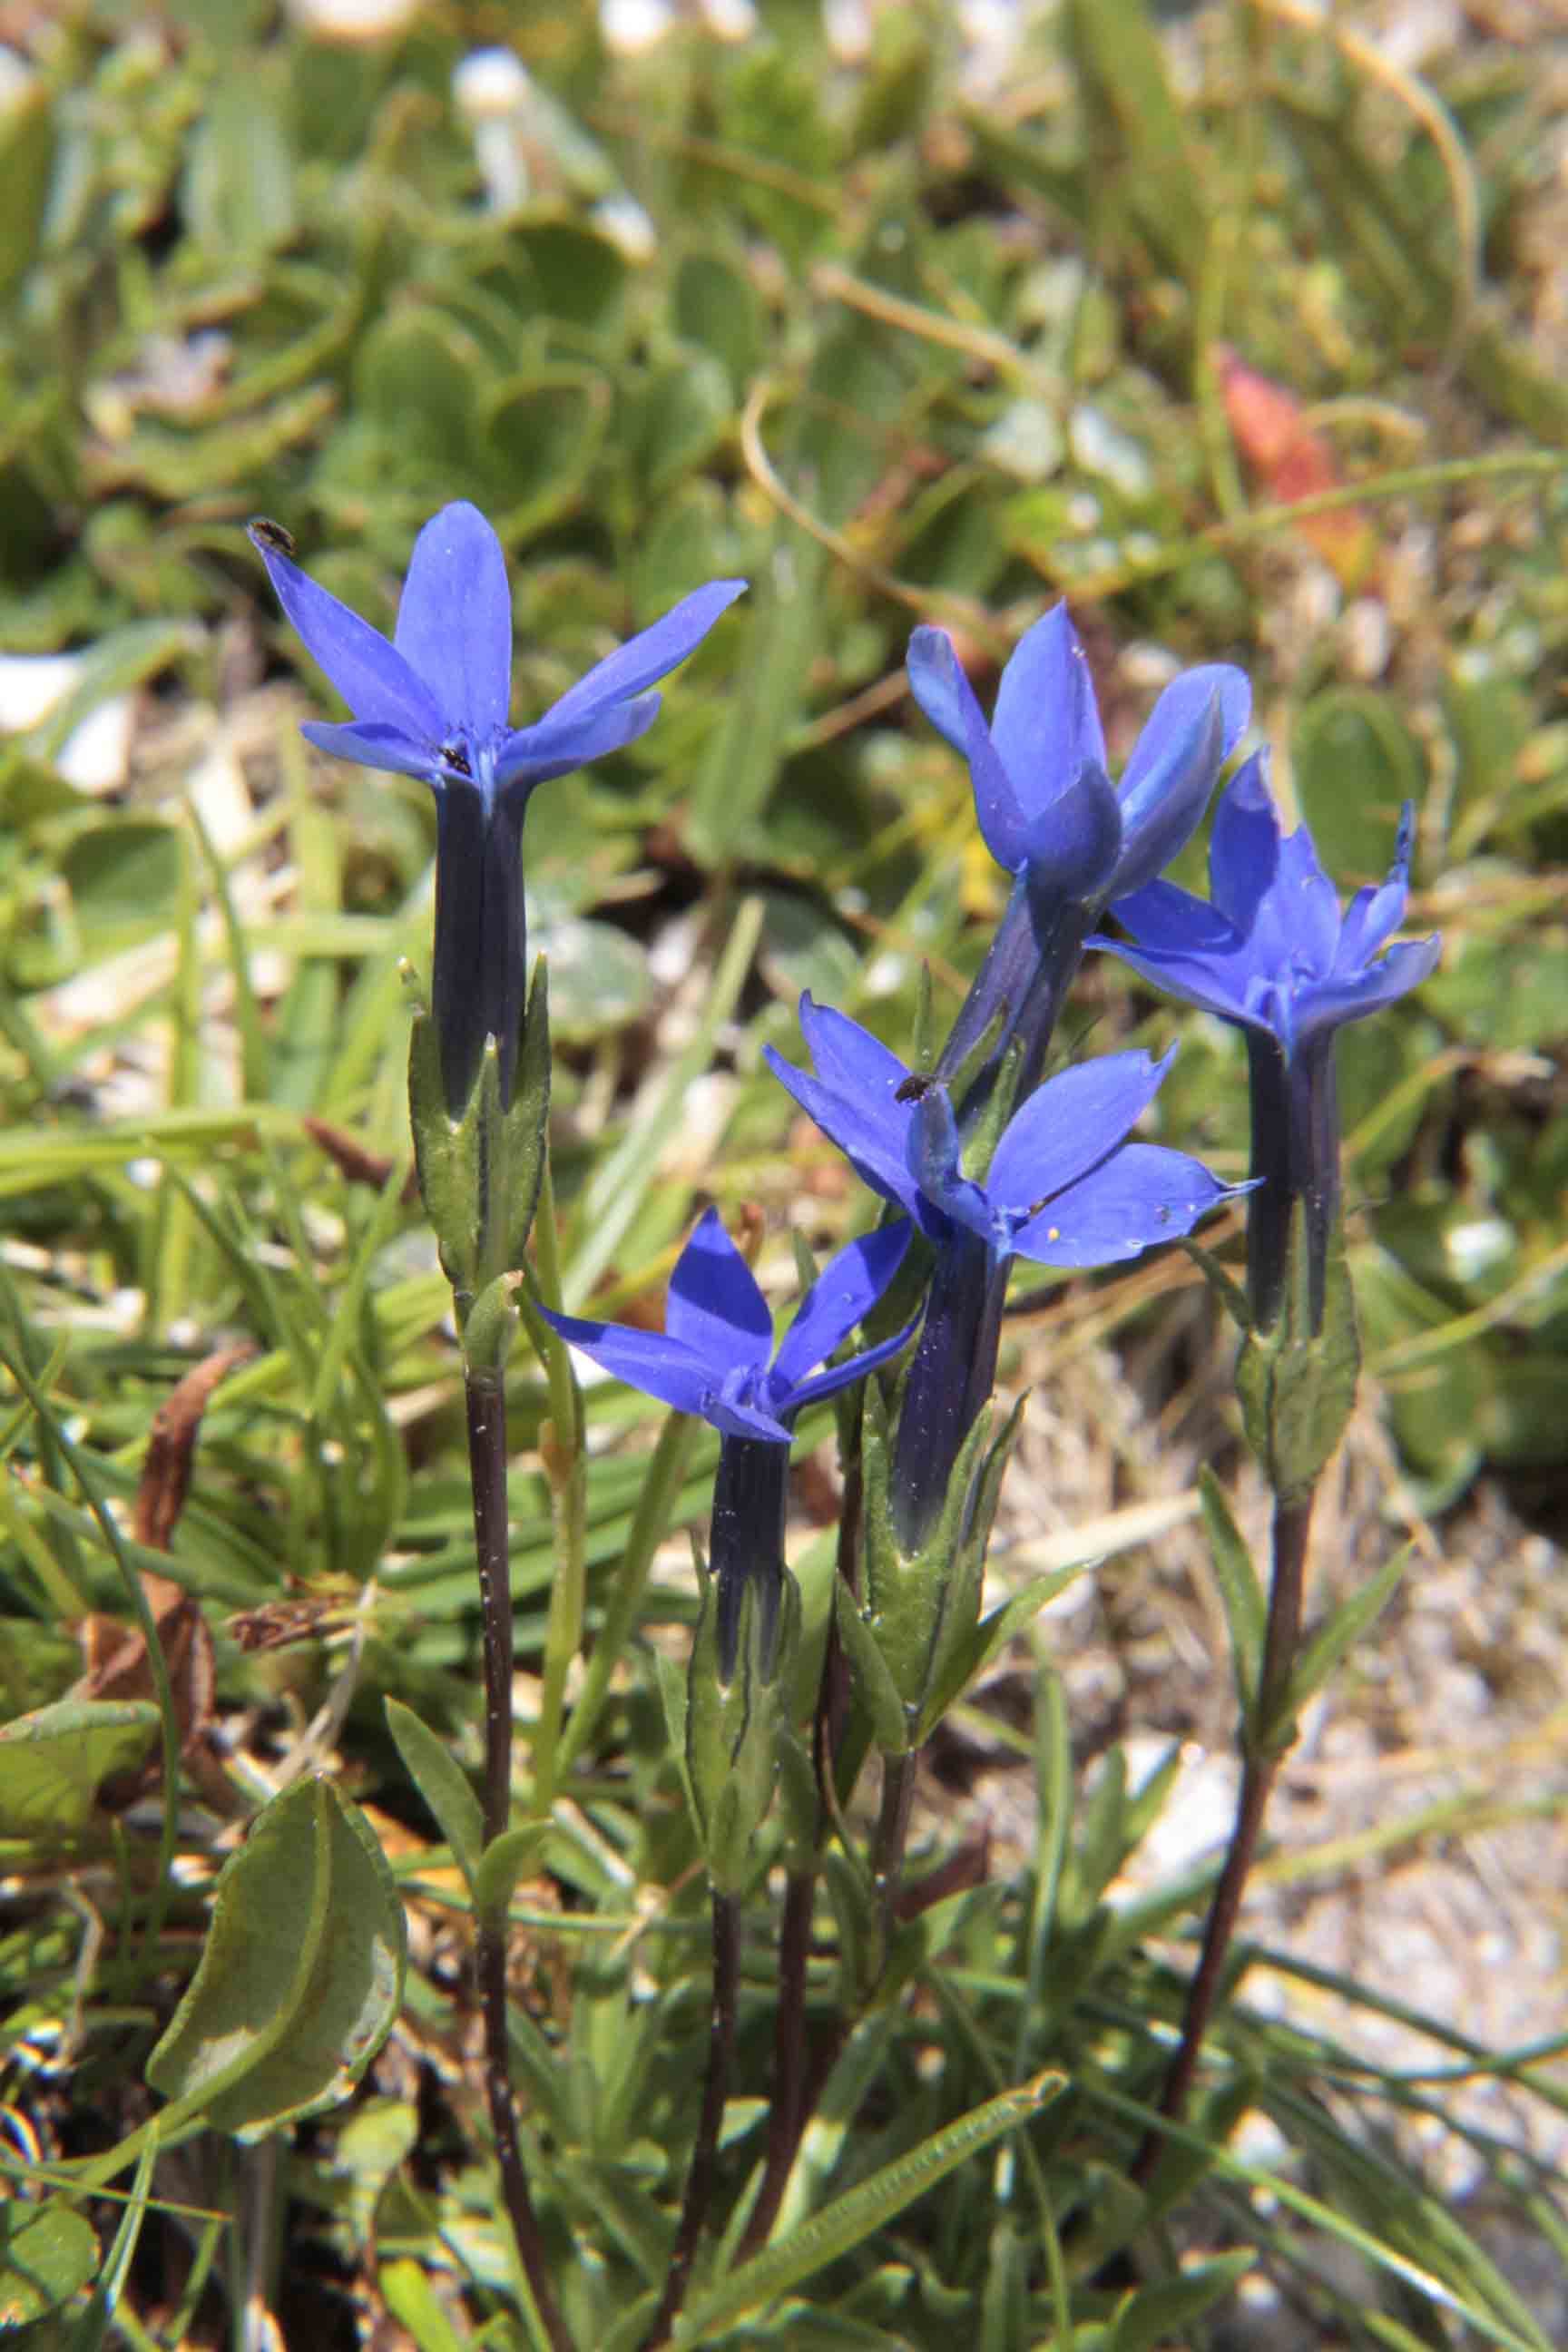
xmin=146 ymin=1774 xmax=406 ymax=2137
xmin=0 ymin=2201 xmax=99 ymax=2327
xmin=0 ymin=1699 xmax=159 ymax=1839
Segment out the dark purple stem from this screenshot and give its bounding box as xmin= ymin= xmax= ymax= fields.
xmin=466 ymin=1368 xmax=571 ymax=2352
xmin=639 ymin=1890 xmax=740 ymax=2350
xmin=1131 ymin=1486 xmax=1316 ymax=2188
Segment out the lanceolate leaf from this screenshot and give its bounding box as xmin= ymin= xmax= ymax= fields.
xmin=670 ymin=2073 xmax=1062 ymax=2344
xmin=146 ymin=1775 xmax=406 ymax=2136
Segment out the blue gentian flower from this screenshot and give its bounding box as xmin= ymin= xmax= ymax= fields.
xmin=765 ymin=996 xmax=1232 ymax=1269
xmin=906 ymin=610 xmax=1251 ymax=1110
xmin=766 ymin=995 xmax=1237 ymax=1544
xmin=1093 ymin=752 xmax=1440 ymax=1329
xmin=250 ymin=504 xmax=745 ymax=1116
xmin=543 ymin=1207 xmax=916 ymax=1672
xmin=542 ymin=1206 xmax=915 ymax=1441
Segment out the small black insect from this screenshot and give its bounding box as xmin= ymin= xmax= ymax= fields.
xmin=894 ymin=1073 xmax=932 ymax=1103
xmin=439 ymin=741 xmax=474 ymax=779
xmin=248 ymin=516 xmax=296 ymax=558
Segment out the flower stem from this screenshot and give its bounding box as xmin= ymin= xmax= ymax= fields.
xmin=739 ymin=1867 xmax=814 ymax=2259
xmin=640 ymin=1888 xmax=741 ymax=2351
xmin=870 ymin=1748 xmax=917 ymax=1975
xmin=525 ymin=1158 xmax=586 ymax=1818
xmin=466 ymin=1364 xmax=571 ymax=2352
xmin=740 ymin=1437 xmax=863 ymax=2259
xmin=1130 ymin=1486 xmax=1315 ymax=2189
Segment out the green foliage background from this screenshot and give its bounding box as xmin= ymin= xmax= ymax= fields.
xmin=1 ymin=1 xmax=1564 ymax=2346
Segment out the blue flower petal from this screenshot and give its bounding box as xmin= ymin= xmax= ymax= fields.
xmin=540 ymin=1309 xmax=719 ymax=1418
xmin=765 ymin=1043 xmax=926 ymax=1227
xmin=393 ymin=502 xmax=514 ymax=741
xmin=1101 ymin=878 xmax=1237 ymax=956
xmin=494 ymin=695 xmax=662 ymax=793
xmin=988 ymin=604 xmax=1107 ymax=812
xmin=1206 ymin=750 xmax=1280 ymax=929
xmin=543 ymin=581 xmax=746 ymax=729
xmin=770 ymin=1220 xmax=911 ymax=1394
xmin=1022 ymin=758 xmax=1123 ymax=897
xmin=250 ymin=528 xmax=444 ymax=741
xmin=1109 ymin=680 xmax=1230 ymax=897
xmin=781 ymin=1308 xmax=923 ymax=1416
xmin=664 ymin=1207 xmax=774 ymax=1373
xmin=1092 ymin=936 xmax=1259 ymax=1030
xmin=987 ymin=1047 xmax=1174 ymax=1212
xmin=1335 ymin=803 xmax=1416 ymax=970
xmin=299 ymin=720 xmax=438 ymax=782
xmin=1010 ymin=1142 xmax=1232 ymax=1266
xmin=907 ymin=627 xmax=1031 ymax=871
xmin=1292 ymin=936 xmax=1443 ymax=1040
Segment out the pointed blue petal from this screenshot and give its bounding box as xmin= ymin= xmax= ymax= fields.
xmin=394 ymin=502 xmax=513 ymax=740
xmin=299 ymin=720 xmax=438 ymax=781
xmin=907 ymin=626 xmax=1031 ymax=872
xmin=1110 ymin=681 xmax=1230 ymax=897
xmin=1254 ymin=824 xmax=1341 ymax=975
xmin=780 ymin=1308 xmax=924 ymax=1416
xmin=1101 ymin=878 xmax=1238 ymax=956
xmin=1011 ymin=1142 xmax=1232 ymax=1266
xmin=764 ymin=1044 xmax=924 ymax=1222
xmin=1208 ymin=752 xmax=1281 ymax=930
xmin=495 ymin=696 xmax=661 ymax=793
xmin=541 ymin=581 xmax=746 ymax=730
xmin=796 ymin=995 xmax=912 ymax=1101
xmin=540 ymin=1309 xmax=716 ymax=1417
xmin=1294 ymin=936 xmax=1442 ymax=1038
xmin=250 ymin=528 xmax=444 ymax=740
xmin=665 ymin=1207 xmax=773 ymax=1373
xmin=988 ymin=1047 xmax=1175 ymax=1211
xmin=988 ymin=604 xmax=1108 ymax=816
xmin=1021 ymin=759 xmax=1123 ymax=897
xmin=1092 ymin=936 xmax=1259 ymax=1029
xmin=1121 ymin=662 xmax=1248 ymax=803
xmin=771 ymin=1219 xmax=911 ymax=1393
xmin=1335 ymin=803 xmax=1416 ymax=970
xmin=906 ymin=625 xmax=975 ymax=756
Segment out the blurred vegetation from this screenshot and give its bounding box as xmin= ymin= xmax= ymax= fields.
xmin=1 ymin=1 xmax=1565 ymax=2346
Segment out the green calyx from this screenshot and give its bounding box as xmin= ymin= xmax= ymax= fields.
xmin=1236 ymin=1203 xmax=1360 ymax=1504
xmin=837 ymin=1384 xmax=1024 ymax=1757
xmin=683 ymin=1560 xmax=803 ymax=1896
xmin=407 ymin=956 xmax=551 ymax=1323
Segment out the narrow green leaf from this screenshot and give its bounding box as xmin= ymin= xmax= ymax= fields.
xmin=472 ymin=1821 xmax=553 ymax=1925
xmin=834 ymin=1583 xmax=913 ymax=1758
xmin=146 ymin=1775 xmax=406 ymax=2135
xmin=1109 ymin=2251 xmax=1255 ymax=2352
xmin=921 ymin=1562 xmax=1094 ymax=1730
xmin=1281 ymin=1546 xmax=1409 ymax=1728
xmin=1199 ymin=1468 xmax=1265 ymax=1718
xmin=66 ymin=2138 xmax=155 ymax=2351
xmin=671 ymin=2073 xmax=1062 ymax=2344
xmin=385 ymin=1697 xmax=484 ymax=1893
